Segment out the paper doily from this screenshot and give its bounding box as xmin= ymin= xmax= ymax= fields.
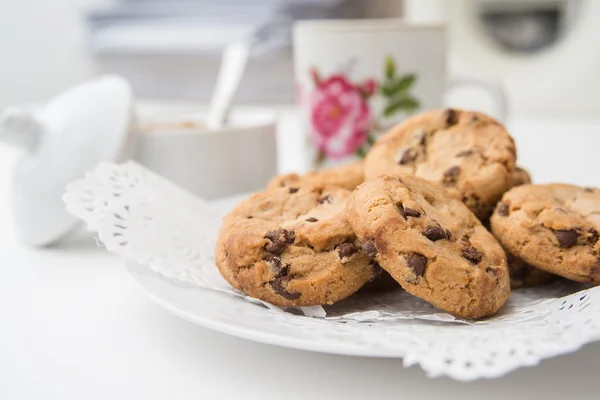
xmin=63 ymin=162 xmax=600 ymax=380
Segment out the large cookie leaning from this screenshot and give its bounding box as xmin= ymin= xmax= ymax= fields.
xmin=346 ymin=175 xmax=510 ymax=319
xmin=364 ymin=109 xmax=517 ymax=220
xmin=267 ymin=161 xmax=364 ymax=191
xmin=491 ymin=184 xmax=600 ymax=283
xmin=215 ymin=185 xmax=375 ymax=306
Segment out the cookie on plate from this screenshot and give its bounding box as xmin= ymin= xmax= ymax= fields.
xmin=509 ymin=166 xmax=532 ymax=188
xmin=346 ymin=175 xmax=510 ymax=319
xmin=505 ymin=250 xmax=556 ymax=288
xmin=364 ymin=109 xmax=517 ymax=220
xmin=215 ymin=185 xmax=375 ymax=306
xmin=491 ymin=167 xmax=558 ymax=287
xmin=266 ymin=161 xmax=363 ymax=191
xmin=491 ymin=184 xmax=600 ymax=283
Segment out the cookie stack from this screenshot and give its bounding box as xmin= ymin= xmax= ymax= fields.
xmin=215 ymin=109 xmax=600 ymax=319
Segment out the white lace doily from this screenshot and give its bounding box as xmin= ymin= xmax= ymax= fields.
xmin=63 ymin=162 xmax=600 ymax=380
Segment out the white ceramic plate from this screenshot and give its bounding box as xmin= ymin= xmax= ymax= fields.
xmin=126 ymin=261 xmax=396 ymax=357
xmin=64 ymin=164 xmax=600 ymax=381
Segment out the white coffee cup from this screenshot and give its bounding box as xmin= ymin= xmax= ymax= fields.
xmin=293 ymin=19 xmax=506 ymax=166
xmin=134 ymin=110 xmax=277 ymax=200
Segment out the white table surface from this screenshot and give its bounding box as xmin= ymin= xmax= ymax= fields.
xmin=2 ymin=114 xmax=600 ymax=399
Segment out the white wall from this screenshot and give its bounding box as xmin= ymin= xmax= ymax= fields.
xmin=1 ymin=0 xmax=598 ymax=119
xmin=0 ymin=0 xmax=101 ymax=107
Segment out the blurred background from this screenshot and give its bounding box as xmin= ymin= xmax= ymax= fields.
xmin=2 ymin=3 xmax=600 ymax=397
xmin=1 ymin=0 xmax=598 ymax=118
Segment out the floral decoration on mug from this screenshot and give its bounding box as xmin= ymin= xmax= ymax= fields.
xmin=307 ymin=56 xmax=421 ymax=162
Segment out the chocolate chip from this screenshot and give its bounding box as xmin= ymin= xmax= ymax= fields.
xmin=289 ymin=187 xmax=299 ymax=194
xmin=263 ymin=254 xmax=284 ymax=275
xmin=406 ymin=253 xmax=427 ymax=277
xmin=362 ymin=240 xmax=377 ymax=258
xmin=456 ymin=149 xmax=474 ymax=158
xmin=442 ymin=166 xmax=461 ymax=184
xmin=246 ymin=216 xmax=253 ymax=219
xmin=471 ymin=115 xmax=480 ymax=123
xmin=305 ymin=217 xmax=318 ymax=222
xmin=269 ymin=276 xmax=301 ymax=300
xmin=588 ymin=228 xmax=599 ymax=244
xmin=424 ymin=226 xmax=447 ymax=241
xmin=397 ymin=204 xmax=421 ymax=219
xmin=318 ymin=195 xmax=332 ymax=204
xmin=264 ymin=229 xmax=295 ymax=254
xmin=553 ymin=229 xmax=578 ymax=248
xmin=337 ymin=242 xmax=358 ymax=259
xmin=404 ymin=207 xmax=421 ymax=218
xmin=584 ymin=187 xmax=595 ymax=193
xmin=264 ymin=241 xmax=286 ymax=254
xmin=398 ymin=148 xmax=418 ymax=165
xmin=397 ymin=203 xmax=405 ymax=218
xmin=444 ymin=109 xmax=459 ymax=126
xmin=497 ymin=202 xmax=509 ymax=217
xmin=462 ymin=246 xmax=483 ymax=264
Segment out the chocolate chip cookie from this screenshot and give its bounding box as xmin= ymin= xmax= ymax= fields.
xmin=364 ymin=109 xmax=517 ymax=220
xmin=266 ymin=161 xmax=363 ymax=191
xmin=215 ymin=185 xmax=375 ymax=306
xmin=509 ymin=166 xmax=532 ymax=188
xmin=491 ymin=184 xmax=600 ymax=283
xmin=495 ymin=168 xmax=558 ymax=287
xmin=346 ymin=175 xmax=510 ymax=319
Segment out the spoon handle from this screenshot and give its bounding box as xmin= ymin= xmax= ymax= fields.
xmin=206 ymin=40 xmax=252 ymax=130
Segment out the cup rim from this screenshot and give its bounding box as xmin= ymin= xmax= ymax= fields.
xmin=294 ymin=18 xmax=446 ymax=34
xmin=138 ymin=112 xmax=276 ymax=136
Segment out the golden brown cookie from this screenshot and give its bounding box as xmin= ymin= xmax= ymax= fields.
xmin=364 ymin=109 xmax=517 ymax=220
xmin=503 ymin=168 xmax=558 ymax=287
xmin=346 ymin=175 xmax=511 ymax=319
xmin=491 ymin=184 xmax=600 ymax=283
xmin=509 ymin=166 xmax=532 ymax=188
xmin=215 ymin=185 xmax=375 ymax=306
xmin=266 ymin=161 xmax=363 ymax=191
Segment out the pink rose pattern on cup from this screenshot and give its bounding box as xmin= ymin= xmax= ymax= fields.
xmin=309 ymin=74 xmax=373 ymax=158
xmin=307 ymin=57 xmax=420 ymax=162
